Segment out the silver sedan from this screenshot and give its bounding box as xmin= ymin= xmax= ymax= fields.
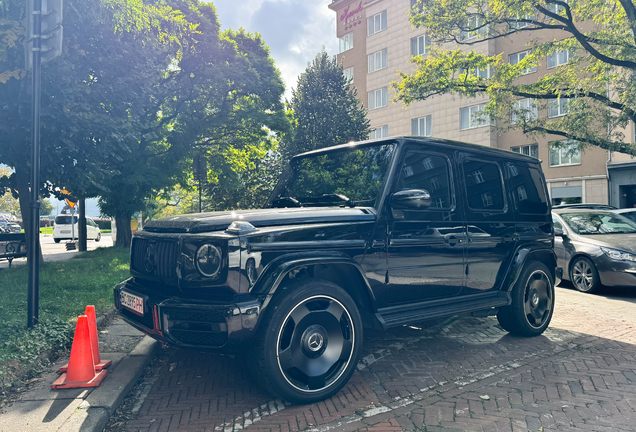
xmin=552 ymin=209 xmax=636 ymax=293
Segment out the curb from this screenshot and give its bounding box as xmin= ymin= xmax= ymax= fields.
xmin=80 ymin=335 xmax=161 ymax=432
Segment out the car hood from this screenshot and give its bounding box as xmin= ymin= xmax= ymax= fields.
xmin=142 ymin=207 xmax=377 ymax=233
xmin=577 ymin=234 xmax=636 ymax=254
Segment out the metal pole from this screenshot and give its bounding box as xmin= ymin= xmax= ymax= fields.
xmin=199 ymin=179 xmax=202 ymax=213
xmin=27 ymin=0 xmax=42 ymax=328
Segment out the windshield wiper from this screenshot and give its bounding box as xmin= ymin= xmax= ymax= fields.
xmin=320 ymin=194 xmax=355 ymax=208
xmin=273 ymin=196 xmax=302 ymax=208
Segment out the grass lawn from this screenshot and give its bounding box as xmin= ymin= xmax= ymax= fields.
xmin=0 ymin=247 xmax=130 ymax=390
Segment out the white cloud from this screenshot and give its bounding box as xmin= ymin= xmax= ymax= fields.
xmin=212 ymin=0 xmax=338 ymax=100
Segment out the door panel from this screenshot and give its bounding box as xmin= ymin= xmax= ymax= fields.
xmin=460 ymin=157 xmax=516 ymax=293
xmin=386 ymin=149 xmax=466 ymax=304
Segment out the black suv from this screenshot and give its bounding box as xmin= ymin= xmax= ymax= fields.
xmin=114 ymin=137 xmax=556 ymax=403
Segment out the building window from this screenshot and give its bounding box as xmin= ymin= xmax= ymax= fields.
xmin=370 ymin=125 xmax=388 ymax=139
xmin=549 ymin=140 xmax=581 ymax=166
xmin=339 ymin=33 xmax=353 ymax=53
xmin=548 ymin=98 xmax=570 ymax=117
xmin=511 ymin=144 xmax=539 ymax=158
xmin=368 ymin=87 xmax=388 ymax=110
xmin=411 ymin=115 xmax=432 ymax=137
xmin=459 ymin=15 xmax=487 ymax=41
xmin=459 ymin=66 xmax=490 ymax=79
xmin=547 ymin=2 xmax=566 ymax=14
xmin=509 ymin=14 xmax=535 ymax=30
xmin=547 ymin=49 xmax=575 ymax=68
xmin=511 ymin=99 xmax=538 ymax=124
xmin=460 ymin=103 xmax=490 ymax=130
xmin=509 ymin=50 xmax=536 ymax=74
xmin=343 ymin=67 xmax=354 ymax=83
xmin=368 ymin=48 xmax=388 ymax=73
xmin=411 ymin=35 xmax=430 ymax=56
xmin=367 ymin=10 xmax=387 ymax=36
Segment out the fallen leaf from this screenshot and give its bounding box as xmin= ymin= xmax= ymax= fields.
xmin=479 ymin=395 xmax=490 ymax=400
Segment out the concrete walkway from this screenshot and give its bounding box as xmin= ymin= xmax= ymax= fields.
xmin=0 ymin=314 xmax=159 ymax=432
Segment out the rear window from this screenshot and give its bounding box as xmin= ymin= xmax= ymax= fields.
xmin=55 ymin=216 xmax=78 ymax=225
xmin=507 ymin=164 xmax=549 ymax=215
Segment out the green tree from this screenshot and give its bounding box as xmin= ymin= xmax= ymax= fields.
xmin=396 ymin=0 xmax=636 ymax=156
xmin=283 ymin=49 xmax=370 ymax=161
xmin=40 ymin=199 xmax=54 ymax=216
xmin=0 ymin=167 xmax=19 ymax=215
xmin=1 ymin=0 xmax=195 ymax=251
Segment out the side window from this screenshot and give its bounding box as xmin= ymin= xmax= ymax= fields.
xmin=396 ymin=152 xmax=453 ymax=210
xmin=506 ymin=163 xmax=549 ymax=214
xmin=462 ymin=159 xmax=505 ymax=211
xmin=552 ymin=216 xmax=563 ymax=230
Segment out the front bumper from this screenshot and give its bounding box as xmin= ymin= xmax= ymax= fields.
xmin=114 ymin=278 xmax=262 ymax=352
xmin=595 ymin=256 xmax=636 ymax=288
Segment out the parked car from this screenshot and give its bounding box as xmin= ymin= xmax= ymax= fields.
xmin=553 ymin=203 xmax=617 ymax=210
xmin=0 ymin=220 xmax=21 ymax=233
xmin=552 ymin=209 xmax=636 ymax=293
xmin=612 ymin=208 xmax=636 ymax=224
xmin=53 ymin=215 xmax=101 ymax=242
xmin=114 ymin=137 xmax=557 ymax=403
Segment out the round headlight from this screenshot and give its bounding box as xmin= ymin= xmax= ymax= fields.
xmin=195 ymin=244 xmax=222 ymax=278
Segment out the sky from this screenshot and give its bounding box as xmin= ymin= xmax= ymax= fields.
xmin=212 ymin=0 xmax=338 ymax=100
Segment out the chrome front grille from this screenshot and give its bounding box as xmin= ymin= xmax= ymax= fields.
xmin=131 ymin=237 xmax=178 ymax=280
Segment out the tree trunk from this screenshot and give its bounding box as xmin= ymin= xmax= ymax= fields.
xmin=115 ymin=212 xmax=132 ymax=248
xmin=78 ymin=198 xmax=87 ymax=251
xmin=15 ymin=166 xmax=44 ymax=265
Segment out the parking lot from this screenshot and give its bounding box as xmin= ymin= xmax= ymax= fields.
xmin=0 ymin=233 xmax=113 ymax=269
xmin=105 ymin=285 xmax=636 ymax=432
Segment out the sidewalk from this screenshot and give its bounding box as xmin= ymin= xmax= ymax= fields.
xmin=0 ymin=311 xmax=159 ymax=432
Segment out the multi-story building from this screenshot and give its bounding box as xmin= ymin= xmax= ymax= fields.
xmin=328 ymin=0 xmax=636 ymax=207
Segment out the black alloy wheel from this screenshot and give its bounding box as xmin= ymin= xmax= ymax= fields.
xmin=523 ymin=270 xmax=552 ymax=329
xmin=497 ymin=261 xmax=554 ymax=336
xmin=277 ymin=295 xmax=354 ymax=392
xmin=570 ymin=256 xmax=600 ymax=293
xmin=248 ymin=278 xmax=362 ymax=404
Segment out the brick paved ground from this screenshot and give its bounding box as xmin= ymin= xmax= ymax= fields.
xmin=106 ymin=287 xmax=636 ymax=432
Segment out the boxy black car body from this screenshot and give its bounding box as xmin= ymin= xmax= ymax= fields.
xmin=115 ymin=137 xmax=556 ymax=403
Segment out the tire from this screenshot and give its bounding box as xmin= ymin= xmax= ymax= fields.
xmin=570 ymin=256 xmax=600 ymax=293
xmin=497 ymin=261 xmax=554 ymax=337
xmin=95 ymin=232 xmax=101 ymax=242
xmin=54 ymin=238 xmax=61 ymax=243
xmin=248 ymin=278 xmax=363 ymax=404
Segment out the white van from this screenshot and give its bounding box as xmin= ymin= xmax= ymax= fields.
xmin=53 ymin=215 xmax=101 ymax=243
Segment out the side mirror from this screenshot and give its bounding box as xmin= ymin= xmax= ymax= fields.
xmin=391 ymin=189 xmax=432 ymax=210
xmin=554 ymin=227 xmax=567 ymax=237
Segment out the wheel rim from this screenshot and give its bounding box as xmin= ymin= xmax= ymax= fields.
xmin=572 ymin=260 xmax=594 ymax=291
xmin=276 ymin=295 xmax=355 ymax=393
xmin=523 ymin=270 xmax=552 ymax=329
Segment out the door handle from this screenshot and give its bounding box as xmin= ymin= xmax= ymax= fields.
xmin=372 ymin=239 xmax=385 ymax=248
xmin=445 ymin=235 xmax=463 ymax=247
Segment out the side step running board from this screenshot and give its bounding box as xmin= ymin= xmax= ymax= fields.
xmin=378 ymin=292 xmax=510 ymax=329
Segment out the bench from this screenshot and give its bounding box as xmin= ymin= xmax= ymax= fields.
xmin=0 ymin=233 xmax=27 ymax=268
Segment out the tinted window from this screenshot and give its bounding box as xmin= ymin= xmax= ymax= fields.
xmin=619 ymin=211 xmax=636 ymax=223
xmin=552 ymin=216 xmax=563 ymax=230
xmin=463 ymin=160 xmax=505 ymax=211
xmin=507 ymin=164 xmax=548 ymax=214
xmin=55 ymin=216 xmax=78 ymax=225
xmin=396 ymin=152 xmax=452 ymax=210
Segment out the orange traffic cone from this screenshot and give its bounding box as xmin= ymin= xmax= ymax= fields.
xmin=59 ymin=305 xmax=111 ymax=372
xmin=52 ymin=315 xmax=108 ymax=389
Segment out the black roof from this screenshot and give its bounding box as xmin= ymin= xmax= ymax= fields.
xmin=294 ymin=136 xmax=541 ymax=163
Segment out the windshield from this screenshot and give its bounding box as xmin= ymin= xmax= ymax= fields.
xmin=271 ymin=143 xmax=396 ymax=208
xmin=560 ymin=212 xmax=636 ymax=235
xmin=55 ymin=216 xmax=78 ymax=225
